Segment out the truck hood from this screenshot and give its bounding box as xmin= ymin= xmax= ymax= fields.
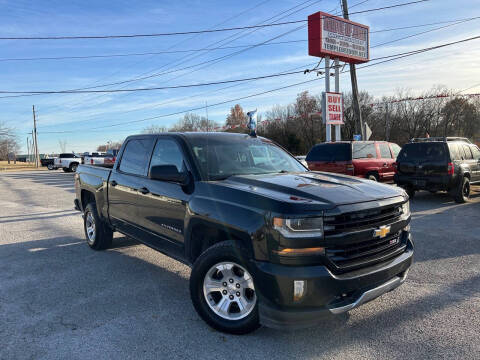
xmin=219 ymin=171 xmax=405 ymax=208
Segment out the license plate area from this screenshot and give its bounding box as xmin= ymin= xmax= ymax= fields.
xmin=412 ymin=179 xmax=426 ymax=187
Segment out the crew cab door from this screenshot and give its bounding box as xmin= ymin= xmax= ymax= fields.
xmin=108 ymin=137 xmax=155 ymax=236
xmin=135 ymin=137 xmax=191 ymax=259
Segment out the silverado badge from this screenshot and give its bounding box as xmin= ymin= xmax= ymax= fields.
xmin=374 ymin=225 xmax=391 ymax=238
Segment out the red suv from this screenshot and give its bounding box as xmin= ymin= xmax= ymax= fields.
xmin=306 ymin=141 xmax=402 ymax=182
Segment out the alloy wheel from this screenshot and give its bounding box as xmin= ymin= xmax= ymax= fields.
xmin=85 ymin=212 xmax=96 ymax=245
xmin=203 ymin=262 xmax=256 ymax=321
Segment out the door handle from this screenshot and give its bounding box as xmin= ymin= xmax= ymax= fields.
xmin=111 ymin=180 xmax=117 ymax=186
xmin=139 ymin=187 xmax=150 ymax=195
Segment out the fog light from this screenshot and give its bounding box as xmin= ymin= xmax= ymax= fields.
xmin=293 ymin=280 xmax=306 ymax=302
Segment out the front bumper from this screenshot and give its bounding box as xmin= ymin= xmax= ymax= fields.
xmin=251 ymin=233 xmax=413 ymax=330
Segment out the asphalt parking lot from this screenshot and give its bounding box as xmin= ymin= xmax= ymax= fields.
xmin=1 ymin=170 xmax=479 ymax=360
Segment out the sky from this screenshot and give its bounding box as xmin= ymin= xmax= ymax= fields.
xmin=0 ymin=0 xmax=479 ymax=154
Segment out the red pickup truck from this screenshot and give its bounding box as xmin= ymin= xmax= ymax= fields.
xmin=306 ymin=141 xmax=402 ymax=182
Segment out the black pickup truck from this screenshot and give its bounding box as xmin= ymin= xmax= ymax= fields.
xmin=74 ymin=132 xmax=413 ymax=334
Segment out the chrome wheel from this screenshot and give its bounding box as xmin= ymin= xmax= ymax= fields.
xmin=203 ymin=262 xmax=256 ymax=321
xmin=85 ymin=212 xmax=96 ymax=245
xmin=71 ymin=164 xmax=78 ymax=172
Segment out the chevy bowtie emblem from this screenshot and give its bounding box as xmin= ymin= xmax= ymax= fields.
xmin=374 ymin=225 xmax=391 ymax=238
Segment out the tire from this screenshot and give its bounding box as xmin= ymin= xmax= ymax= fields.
xmin=190 ymin=241 xmax=260 ymax=335
xmin=454 ymin=177 xmax=470 ymax=203
xmin=367 ymin=173 xmax=379 ymax=182
xmin=405 ymin=187 xmax=415 ymax=199
xmin=63 ymin=167 xmax=70 ymax=172
xmin=84 ymin=202 xmax=113 ymax=250
xmin=47 ymin=164 xmax=54 ymax=170
xmin=70 ymin=163 xmax=78 ymax=172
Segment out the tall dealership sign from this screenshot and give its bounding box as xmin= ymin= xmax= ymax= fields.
xmin=308 ymin=11 xmax=369 ymax=141
xmin=308 ymin=12 xmax=369 ymax=63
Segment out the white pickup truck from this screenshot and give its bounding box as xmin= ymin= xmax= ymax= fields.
xmin=83 ymin=149 xmax=119 ymax=166
xmin=53 ymin=153 xmax=82 ymax=172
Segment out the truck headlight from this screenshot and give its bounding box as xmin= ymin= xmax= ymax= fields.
xmin=273 ymin=217 xmax=323 ymax=238
xmin=402 ymin=201 xmax=410 ymax=216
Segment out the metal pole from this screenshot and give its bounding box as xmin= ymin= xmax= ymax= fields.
xmin=32 ymin=105 xmax=40 ymax=167
xmin=342 ymin=0 xmax=364 ymax=140
xmin=325 ymin=56 xmax=331 ymax=142
xmin=334 ymin=58 xmax=341 ymax=141
xmin=26 ymin=137 xmax=30 ymax=163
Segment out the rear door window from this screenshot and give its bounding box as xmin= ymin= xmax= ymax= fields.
xmin=306 ymin=143 xmax=351 ymax=162
xmin=119 ymin=138 xmax=155 ymax=176
xmin=471 ymin=146 xmax=480 ymax=160
xmin=379 ymin=143 xmax=392 ymax=159
xmin=352 ymin=143 xmax=377 ymax=159
xmin=462 ymin=144 xmax=473 ymax=160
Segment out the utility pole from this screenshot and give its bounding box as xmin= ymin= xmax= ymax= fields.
xmin=26 ymin=136 xmax=30 ymax=163
xmin=342 ymin=0 xmax=365 ymax=140
xmin=385 ymin=102 xmax=390 ymax=141
xmin=205 ymin=101 xmax=209 ymax=132
xmin=32 ymin=105 xmax=40 ymax=167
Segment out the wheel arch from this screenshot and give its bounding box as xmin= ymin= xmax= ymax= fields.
xmin=80 ymin=189 xmax=96 ymax=211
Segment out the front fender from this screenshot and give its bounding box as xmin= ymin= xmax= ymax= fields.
xmin=185 ymin=196 xmax=268 ymax=263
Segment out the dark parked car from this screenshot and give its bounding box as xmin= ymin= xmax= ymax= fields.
xmin=75 ymin=133 xmax=413 ymax=334
xmin=306 ymin=141 xmax=402 ymax=182
xmin=394 ymin=137 xmax=480 ymax=202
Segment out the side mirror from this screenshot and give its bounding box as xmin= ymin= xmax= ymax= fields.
xmin=149 ymin=165 xmax=189 ymax=186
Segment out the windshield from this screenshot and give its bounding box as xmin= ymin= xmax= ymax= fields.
xmin=188 ymin=135 xmax=306 ymax=180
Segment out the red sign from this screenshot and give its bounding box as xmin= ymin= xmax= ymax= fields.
xmin=323 ymin=92 xmax=344 ymax=125
xmin=308 ymin=11 xmax=369 ymax=64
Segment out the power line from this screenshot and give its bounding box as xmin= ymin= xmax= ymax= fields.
xmin=37 ymin=34 xmax=478 ymax=134
xmin=0 ymin=69 xmax=307 ymax=95
xmin=0 ymin=19 xmax=307 ymax=41
xmin=31 ymin=0 xmax=277 ymax=111
xmin=5 ymin=15 xmax=479 ymax=63
xmin=34 ymin=0 xmax=322 ymax=112
xmin=371 ymin=17 xmax=478 ymax=48
xmin=5 ymin=15 xmax=476 ymax=97
xmin=3 ymin=0 xmax=430 ymax=101
xmin=0 ymin=0 xmax=429 ymax=41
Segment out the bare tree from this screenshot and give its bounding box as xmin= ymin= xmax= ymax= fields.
xmin=58 ymin=140 xmax=67 ymax=153
xmin=143 ymin=125 xmax=168 ymax=134
xmin=0 ymin=122 xmax=19 ymax=161
xmin=96 ymin=141 xmax=123 ymax=152
xmin=170 ymin=113 xmax=217 ymax=132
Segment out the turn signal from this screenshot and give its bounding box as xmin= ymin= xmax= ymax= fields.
xmin=273 ymin=247 xmax=325 ymax=256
